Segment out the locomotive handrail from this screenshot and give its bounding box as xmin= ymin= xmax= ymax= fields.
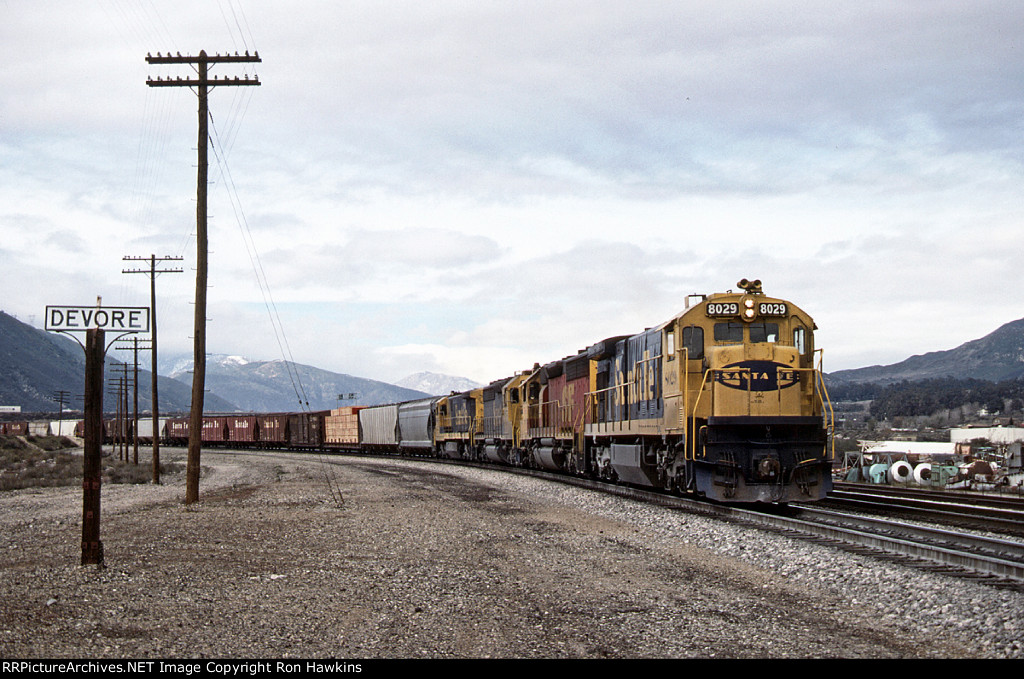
xmin=688 ymin=369 xmax=714 ymax=460
xmin=679 ymin=346 xmax=689 ymax=439
xmin=585 ymin=383 xmax=626 ymax=426
xmin=526 ymin=397 xmax=562 ymax=439
xmin=814 ymin=349 xmax=836 ymax=460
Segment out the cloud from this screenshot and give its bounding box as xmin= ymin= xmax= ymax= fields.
xmin=2 ymin=1 xmax=1024 ymax=386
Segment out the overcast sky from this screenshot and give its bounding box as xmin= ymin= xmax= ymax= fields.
xmin=2 ymin=1 xmax=1022 ymax=385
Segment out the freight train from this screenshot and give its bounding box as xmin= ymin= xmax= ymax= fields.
xmin=156 ymin=279 xmax=835 ymax=503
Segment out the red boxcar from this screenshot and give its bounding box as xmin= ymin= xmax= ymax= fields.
xmin=1 ymin=421 xmax=30 ymax=436
xmin=257 ymin=413 xmax=289 ymax=447
xmin=201 ymin=416 xmax=229 ymax=443
xmin=164 ymin=417 xmax=189 ymax=444
xmin=226 ymin=416 xmax=259 ymax=444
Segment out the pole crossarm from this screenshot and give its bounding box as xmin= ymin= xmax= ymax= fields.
xmin=146 ymin=52 xmax=261 ymax=88
xmin=123 ymin=254 xmax=183 ymax=277
xmin=146 ymin=51 xmax=261 ymax=64
xmin=146 ymin=75 xmax=261 ymax=87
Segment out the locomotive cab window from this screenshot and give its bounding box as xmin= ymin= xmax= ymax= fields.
xmin=714 ymin=322 xmax=743 ymax=343
xmin=794 ymin=327 xmax=807 ymax=355
xmin=749 ymin=323 xmax=779 ymax=343
xmin=682 ymin=326 xmax=704 ymax=359
xmin=665 ymin=329 xmax=675 ymax=360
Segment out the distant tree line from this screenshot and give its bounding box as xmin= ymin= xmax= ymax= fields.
xmin=828 ymin=377 xmax=1024 ymax=420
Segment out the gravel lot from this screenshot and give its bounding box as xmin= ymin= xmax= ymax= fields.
xmin=1 ymin=447 xmax=1021 ymax=659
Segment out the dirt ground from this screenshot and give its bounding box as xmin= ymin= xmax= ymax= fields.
xmin=0 ymin=448 xmax=989 ymax=659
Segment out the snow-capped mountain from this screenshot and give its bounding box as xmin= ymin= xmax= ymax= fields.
xmin=162 ymin=354 xmax=428 ymax=412
xmin=395 ymin=371 xmax=483 ymax=396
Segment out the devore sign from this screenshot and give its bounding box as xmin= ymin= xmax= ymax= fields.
xmin=45 ymin=306 xmax=150 ymax=333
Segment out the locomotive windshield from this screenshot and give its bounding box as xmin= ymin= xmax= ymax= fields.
xmin=714 ymin=322 xmax=779 ymax=343
xmin=749 ymin=323 xmax=779 ymax=343
xmin=713 ymin=322 xmax=744 ymax=342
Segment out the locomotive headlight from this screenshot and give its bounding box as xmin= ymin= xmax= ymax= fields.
xmin=744 ymin=299 xmax=755 ymax=309
xmin=744 ymin=308 xmax=755 ymax=319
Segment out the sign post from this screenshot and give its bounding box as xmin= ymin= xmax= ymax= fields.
xmin=46 ymin=304 xmax=150 ymax=566
xmin=82 ymin=328 xmax=105 ymax=566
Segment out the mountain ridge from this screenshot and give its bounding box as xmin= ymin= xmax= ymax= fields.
xmin=394 ymin=371 xmax=483 ymax=396
xmin=165 ymin=354 xmax=430 ymax=412
xmin=0 ymin=311 xmax=235 ymax=414
xmin=827 ymin=317 xmax=1024 ymax=385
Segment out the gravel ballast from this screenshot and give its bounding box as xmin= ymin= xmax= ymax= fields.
xmin=1 ymin=448 xmax=1021 ymax=659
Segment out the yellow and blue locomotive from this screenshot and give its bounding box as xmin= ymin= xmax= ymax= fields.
xmin=433 ymin=279 xmax=834 ymax=503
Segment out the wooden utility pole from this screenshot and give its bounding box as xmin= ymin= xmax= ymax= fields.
xmin=123 ymin=255 xmax=182 ymax=482
xmin=82 ymin=328 xmax=105 ymax=566
xmin=52 ymin=390 xmax=70 ymax=428
xmin=128 ymin=339 xmax=140 ymax=464
xmin=114 ymin=338 xmax=154 ymax=465
xmin=146 ymin=51 xmax=260 ymax=503
xmin=45 ymin=303 xmax=149 ymax=567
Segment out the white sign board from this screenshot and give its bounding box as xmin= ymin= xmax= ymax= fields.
xmin=45 ymin=306 xmax=150 ymax=333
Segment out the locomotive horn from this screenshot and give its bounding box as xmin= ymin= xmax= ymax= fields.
xmin=737 ymin=279 xmax=763 ymax=294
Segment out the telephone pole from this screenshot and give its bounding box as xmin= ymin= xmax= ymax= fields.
xmin=124 ymin=255 xmax=182 ymax=482
xmin=52 ymin=390 xmax=70 ymax=424
xmin=146 ymin=51 xmax=260 ymax=503
xmin=114 ymin=338 xmax=153 ymax=466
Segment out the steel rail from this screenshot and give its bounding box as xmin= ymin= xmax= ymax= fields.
xmin=832 ymin=481 xmax=1024 ymax=511
xmin=819 ymin=486 xmax=1024 ymax=535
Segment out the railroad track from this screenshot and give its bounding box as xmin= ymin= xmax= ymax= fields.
xmin=460 ymin=462 xmax=1024 ymax=590
xmin=832 ymin=481 xmax=1024 ymax=511
xmin=768 ymin=505 xmax=1024 ymax=589
xmin=819 ymin=481 xmax=1024 ymax=537
xmin=419 ymin=460 xmax=1024 ymax=590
